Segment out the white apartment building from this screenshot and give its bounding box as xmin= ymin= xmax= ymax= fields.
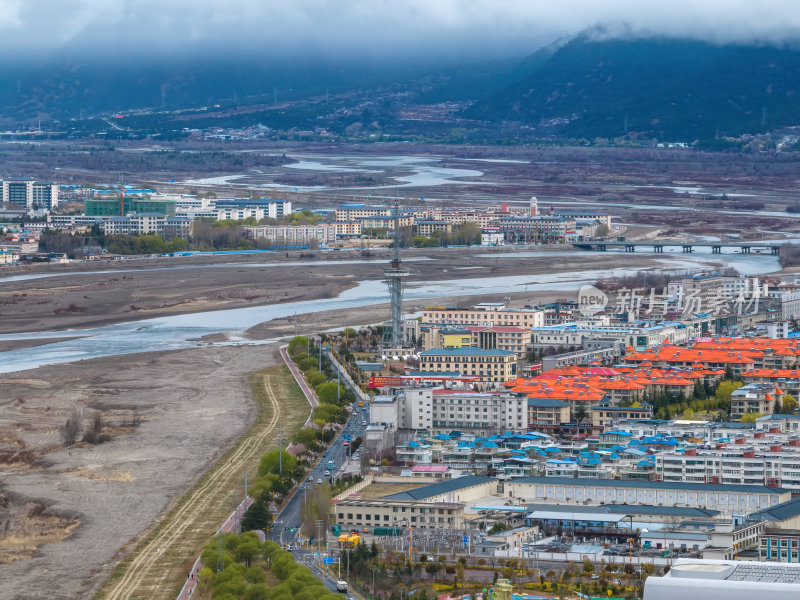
xmin=422 ymin=303 xmax=544 ymax=329
xmin=48 ymin=215 xmax=108 ymax=227
xmin=244 ymin=224 xmax=337 ymax=245
xmin=668 ymin=275 xmax=768 ymax=309
xmin=0 ymin=249 xmax=19 ymax=263
xmin=656 ymin=448 xmax=800 ymax=489
xmin=2 ymin=178 xmax=59 ymax=213
xmin=379 ymin=388 xmax=528 ymax=433
xmin=334 ymin=204 xmax=391 ymax=221
xmin=102 ymin=213 xmax=192 ymax=237
xmin=178 ymin=199 xmax=291 ymax=222
xmin=530 ymin=323 xmax=691 ymax=349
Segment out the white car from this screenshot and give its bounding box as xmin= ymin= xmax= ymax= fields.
xmin=324 ymin=470 xmax=331 ymax=476
xmin=317 ymin=478 xmax=322 ymax=484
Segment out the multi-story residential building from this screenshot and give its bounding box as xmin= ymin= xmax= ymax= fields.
xmin=86 ymin=194 xmax=177 ymax=216
xmin=332 ymin=220 xmax=362 ymax=238
xmin=427 ymin=389 xmax=527 ymax=432
xmin=0 ymin=249 xmax=19 ymax=263
xmin=2 ymin=178 xmax=59 ymax=213
xmin=334 ymin=204 xmax=391 ymax=221
xmin=400 ymin=388 xmax=434 ymax=430
xmin=480 ymin=228 xmax=505 ymax=246
xmin=463 ymin=326 xmax=530 ymax=358
xmin=102 ymin=213 xmax=192 ymax=237
xmin=527 ymin=398 xmax=570 ymax=428
xmin=668 ymin=274 xmax=769 ymax=317
xmin=375 ymin=387 xmax=528 ymax=433
xmin=730 ymin=383 xmax=782 ymax=419
xmin=591 ymin=403 xmax=653 ymax=427
xmin=357 ymin=214 xmax=414 ymax=231
xmin=656 ymin=445 xmax=800 ymax=489
xmin=418 ymin=347 xmax=518 ymax=383
xmin=414 ymin=220 xmax=452 ymax=237
xmin=425 ymin=209 xmax=497 ymax=228
xmin=422 ymin=302 xmax=544 ymax=329
xmin=758 ymin=528 xmax=800 ymax=562
xmin=531 ymin=323 xmax=692 ymax=351
xmin=780 ymin=291 xmax=800 ymax=320
xmin=554 ymin=210 xmax=614 ymax=228
xmin=179 ymin=198 xmax=291 ymax=221
xmin=495 ymin=216 xmax=576 ymax=243
xmin=244 ymin=224 xmax=337 ymax=245
xmin=214 ymin=198 xmax=290 ymax=218
xmin=47 ymin=214 xmax=109 ymax=227
xmin=416 ymin=324 xmax=530 ymax=358
xmin=742 ymin=368 xmax=800 ymax=395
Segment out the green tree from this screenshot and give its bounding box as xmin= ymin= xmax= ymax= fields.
xmin=258 ymin=449 xmax=296 ymax=476
xmin=300 ymin=482 xmax=332 ymax=539
xmin=715 ymin=380 xmax=743 ymax=404
xmin=244 ymin=583 xmax=270 ymax=600
xmin=288 ymin=336 xmax=309 ymax=356
xmin=583 ymin=557 xmax=594 ymax=574
xmin=241 ymin=493 xmax=274 ymax=532
xmin=294 ymin=428 xmax=319 ymax=447
xmin=236 ymin=538 xmax=261 ymax=567
xmin=784 ymin=393 xmax=798 ymax=413
xmin=595 ymin=223 xmax=610 ymax=238
xmin=315 ymin=381 xmax=345 ymax=404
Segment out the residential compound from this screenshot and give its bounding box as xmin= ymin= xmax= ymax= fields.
xmin=330 ymin=197 xmax=614 ymax=243
xmin=19 ymin=187 xmax=620 ymax=252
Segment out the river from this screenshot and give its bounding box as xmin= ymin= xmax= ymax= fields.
xmin=0 ymin=249 xmax=781 ymax=374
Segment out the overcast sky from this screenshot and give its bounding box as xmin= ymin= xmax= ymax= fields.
xmin=3 ymin=0 xmax=800 ymax=62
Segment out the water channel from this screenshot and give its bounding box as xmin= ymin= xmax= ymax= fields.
xmin=0 ymin=248 xmax=781 ymax=374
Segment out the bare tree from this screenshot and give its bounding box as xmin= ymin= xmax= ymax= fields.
xmin=61 ymin=410 xmax=83 ymax=446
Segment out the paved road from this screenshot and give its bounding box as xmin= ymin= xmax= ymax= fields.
xmin=271 ymin=348 xmax=369 ymax=546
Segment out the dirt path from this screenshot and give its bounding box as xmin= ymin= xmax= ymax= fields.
xmin=96 ymin=363 xmax=307 ymax=600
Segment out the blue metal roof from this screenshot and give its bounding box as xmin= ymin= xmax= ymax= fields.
xmin=749 ymin=497 xmax=800 ymax=521
xmin=381 ymin=476 xmax=493 ymax=501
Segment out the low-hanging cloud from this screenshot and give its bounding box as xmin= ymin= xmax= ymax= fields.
xmin=4 ymin=0 xmax=800 ymax=62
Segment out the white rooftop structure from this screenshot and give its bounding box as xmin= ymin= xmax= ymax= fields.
xmin=644 ymin=558 xmax=800 ymax=600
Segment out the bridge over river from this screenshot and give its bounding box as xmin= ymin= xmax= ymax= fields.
xmin=573 ymin=240 xmax=785 ymax=255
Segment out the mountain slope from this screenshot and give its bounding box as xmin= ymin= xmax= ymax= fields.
xmin=467 ymin=36 xmax=800 ymax=140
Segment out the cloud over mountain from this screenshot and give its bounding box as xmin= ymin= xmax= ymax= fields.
xmin=3 ymin=0 xmax=800 ymax=63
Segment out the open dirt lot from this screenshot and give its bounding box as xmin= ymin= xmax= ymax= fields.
xmin=0 ymin=345 xmax=282 ymax=600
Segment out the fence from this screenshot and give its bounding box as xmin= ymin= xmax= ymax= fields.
xmin=175 ymin=496 xmax=253 ymax=600
xmin=494 ymin=549 xmax=673 ymax=567
xmin=333 ymin=474 xmax=374 ymax=501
